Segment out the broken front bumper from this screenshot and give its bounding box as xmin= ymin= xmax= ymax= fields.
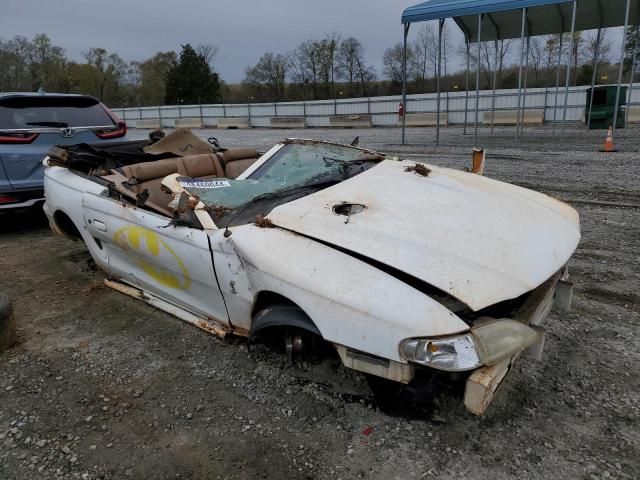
xmin=463 ymin=272 xmax=574 ymax=415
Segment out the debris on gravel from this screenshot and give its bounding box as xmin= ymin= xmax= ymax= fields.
xmin=0 ymin=127 xmax=638 ymax=479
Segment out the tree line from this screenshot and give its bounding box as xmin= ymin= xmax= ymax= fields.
xmin=0 ymin=34 xmax=221 ymax=107
xmin=242 ymin=33 xmax=377 ymax=102
xmin=1 ymin=28 xmax=638 ymax=108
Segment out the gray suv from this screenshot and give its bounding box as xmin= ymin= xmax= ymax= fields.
xmin=0 ymin=92 xmax=126 ymax=210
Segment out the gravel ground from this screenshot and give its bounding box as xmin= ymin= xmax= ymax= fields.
xmin=0 ymin=125 xmax=638 ymax=480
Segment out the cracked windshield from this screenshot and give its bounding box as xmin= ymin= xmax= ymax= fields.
xmin=182 ymin=141 xmax=382 ymax=212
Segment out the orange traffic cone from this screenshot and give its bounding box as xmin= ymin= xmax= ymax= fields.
xmin=600 ymin=126 xmax=617 ymax=153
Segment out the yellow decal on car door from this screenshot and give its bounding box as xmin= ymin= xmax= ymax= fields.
xmin=112 ymin=226 xmax=192 ymax=290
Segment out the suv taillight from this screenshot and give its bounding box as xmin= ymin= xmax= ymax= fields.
xmin=95 ymin=104 xmax=127 ymax=139
xmin=94 ymin=121 xmax=127 ymax=139
xmin=0 ymin=194 xmax=19 ymax=204
xmin=0 ymin=132 xmax=39 ymax=144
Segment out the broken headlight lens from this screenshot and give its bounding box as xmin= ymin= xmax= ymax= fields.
xmin=471 ymin=319 xmax=538 ymax=366
xmin=399 ymin=335 xmax=482 ymax=372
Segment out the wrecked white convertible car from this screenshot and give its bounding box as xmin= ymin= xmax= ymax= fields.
xmin=43 ymin=129 xmax=580 ymax=414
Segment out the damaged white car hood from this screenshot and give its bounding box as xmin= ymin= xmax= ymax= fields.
xmin=267 ymin=160 xmax=580 ymax=311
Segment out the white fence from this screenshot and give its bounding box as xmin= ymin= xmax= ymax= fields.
xmin=111 ymin=83 xmax=640 ymax=128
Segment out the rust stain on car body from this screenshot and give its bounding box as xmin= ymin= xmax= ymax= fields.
xmin=255 ymin=215 xmax=275 ymax=228
xmin=196 ymin=319 xmax=228 ymax=338
xmin=207 ymin=205 xmax=234 ymax=221
xmin=405 ymin=163 xmax=431 ymax=177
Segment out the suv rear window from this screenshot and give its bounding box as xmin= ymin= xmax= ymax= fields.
xmin=0 ymin=96 xmax=115 ymax=129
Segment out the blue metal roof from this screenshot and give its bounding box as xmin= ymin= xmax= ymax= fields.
xmin=402 ymin=0 xmax=569 ymax=24
xmin=402 ymin=0 xmax=639 ymax=41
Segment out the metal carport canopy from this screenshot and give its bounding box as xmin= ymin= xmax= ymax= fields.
xmin=401 ymin=0 xmax=640 ymax=41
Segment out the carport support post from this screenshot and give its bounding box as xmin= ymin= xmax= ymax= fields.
xmin=521 ymin=36 xmax=530 ymax=135
xmin=463 ymin=39 xmax=470 ymax=135
xmin=552 ymin=34 xmax=564 ymax=134
xmin=436 ymin=19 xmax=444 ymax=146
xmin=627 ymin=26 xmax=638 ymax=125
xmin=613 ymin=0 xmax=631 ymax=137
xmin=491 ymin=39 xmax=499 ymax=134
xmin=587 ymin=28 xmax=602 ymax=129
xmin=515 ymin=7 xmax=527 ymax=145
xmin=561 ymin=0 xmax=577 ymax=142
xmin=401 ymin=22 xmax=410 ymax=145
xmin=474 ymin=14 xmax=483 ymax=146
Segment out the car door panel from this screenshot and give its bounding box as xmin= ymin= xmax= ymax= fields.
xmin=82 ymin=192 xmax=229 ymax=325
xmin=208 ymin=229 xmax=255 ymax=332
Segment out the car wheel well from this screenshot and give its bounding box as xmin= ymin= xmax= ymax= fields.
xmin=53 ymin=210 xmax=82 ymax=240
xmin=251 ymin=291 xmax=299 ymax=316
xmin=250 ymin=291 xmax=321 ymax=338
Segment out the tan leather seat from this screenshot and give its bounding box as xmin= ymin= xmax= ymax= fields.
xmin=121 ymin=153 xmax=224 ymax=180
xmin=120 ymin=153 xmax=225 ymax=212
xmin=122 ymin=161 xmax=178 ymax=182
xmin=181 ymin=154 xmax=225 ymax=178
xmin=223 ymin=148 xmax=259 ymax=179
xmin=123 ymin=163 xmax=176 ymax=212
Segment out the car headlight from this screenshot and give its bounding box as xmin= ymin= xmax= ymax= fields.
xmin=471 ymin=319 xmax=538 ymax=366
xmin=400 ymin=319 xmax=539 ymax=372
xmin=399 ymin=334 xmax=482 ymax=372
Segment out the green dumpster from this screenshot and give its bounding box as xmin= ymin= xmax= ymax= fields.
xmin=586 ymin=86 xmax=626 ymax=130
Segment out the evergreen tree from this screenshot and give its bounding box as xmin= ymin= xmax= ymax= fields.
xmin=165 ymin=44 xmax=220 ymax=104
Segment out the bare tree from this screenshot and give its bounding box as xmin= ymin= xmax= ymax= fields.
xmin=585 ymin=29 xmax=612 ymax=67
xmin=286 ymin=49 xmax=308 ymax=86
xmin=196 ymin=43 xmax=219 ymax=71
xmin=383 ymin=43 xmax=416 ymax=84
xmin=316 ymin=33 xmax=340 ymax=98
xmin=442 ymin=21 xmax=450 ymax=87
xmin=528 ymin=37 xmax=545 ymax=85
xmin=569 ymin=32 xmax=585 ymax=85
xmin=336 ymin=37 xmax=375 ymax=96
xmin=542 ymin=34 xmax=562 ymax=70
xmin=355 ymin=57 xmax=376 ymax=96
xmin=414 ymin=23 xmax=437 ymax=88
xmin=289 ymin=40 xmax=321 ymax=99
xmin=336 ymin=37 xmax=361 ymax=89
xmin=244 ymin=52 xmax=287 ymax=101
xmin=463 ymin=39 xmax=513 ymax=89
xmin=337 ymin=38 xmax=376 ymax=96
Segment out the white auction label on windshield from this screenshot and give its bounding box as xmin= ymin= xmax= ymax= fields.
xmin=179 ymin=180 xmax=231 ymax=189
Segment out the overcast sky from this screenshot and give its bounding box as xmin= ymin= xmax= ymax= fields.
xmin=3 ymin=0 xmax=625 ymax=84
xmin=4 ymin=0 xmax=462 ymax=83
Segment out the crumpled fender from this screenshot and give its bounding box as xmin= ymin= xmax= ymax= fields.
xmin=212 ymin=225 xmax=469 ymax=363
